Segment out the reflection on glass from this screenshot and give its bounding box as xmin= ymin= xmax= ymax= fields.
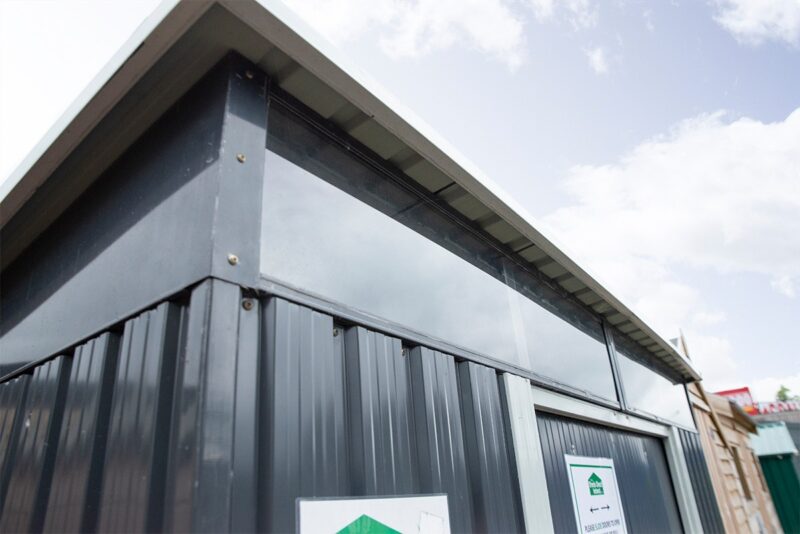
xmin=617 ymin=350 xmax=694 ymax=428
xmin=261 ymin=100 xmax=617 ymax=400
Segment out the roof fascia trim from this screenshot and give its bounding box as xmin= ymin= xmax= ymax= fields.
xmin=0 ymin=0 xmax=213 ymax=227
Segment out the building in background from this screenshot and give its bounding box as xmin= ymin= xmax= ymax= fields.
xmin=751 ymin=423 xmax=800 ymax=534
xmin=688 ymin=383 xmax=782 ymax=533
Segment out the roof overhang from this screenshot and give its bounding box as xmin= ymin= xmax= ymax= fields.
xmin=0 ymin=0 xmax=701 ymax=382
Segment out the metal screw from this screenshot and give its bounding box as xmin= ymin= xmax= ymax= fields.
xmin=227 ymin=254 xmax=239 ymax=266
xmin=236 ymin=153 xmax=246 ymax=163
xmin=333 ymin=328 xmax=340 ymax=337
xmin=242 ymin=299 xmax=254 ymax=311
xmin=245 ymin=70 xmax=254 ymax=79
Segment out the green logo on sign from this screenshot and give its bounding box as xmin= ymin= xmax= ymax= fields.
xmin=337 ymin=514 xmax=401 ymax=534
xmin=588 ymin=472 xmax=604 ymax=496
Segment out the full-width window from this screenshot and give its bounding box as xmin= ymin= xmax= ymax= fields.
xmin=261 ymin=97 xmax=618 ymax=401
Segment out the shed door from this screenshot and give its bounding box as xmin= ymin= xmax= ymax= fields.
xmin=537 ymin=411 xmax=683 ymax=533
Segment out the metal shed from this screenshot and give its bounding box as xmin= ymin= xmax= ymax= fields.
xmin=752 ymin=422 xmax=800 ymax=534
xmin=1 ymin=1 xmax=720 ymax=532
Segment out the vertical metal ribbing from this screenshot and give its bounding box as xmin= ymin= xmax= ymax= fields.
xmin=408 ymin=346 xmax=473 ymax=533
xmin=165 ymin=282 xmax=210 ymax=532
xmin=42 ymin=333 xmax=119 ymax=533
xmin=0 ymin=356 xmax=71 ymax=533
xmin=678 ymin=429 xmax=725 ymax=534
xmin=457 ymin=361 xmax=524 ymax=533
xmin=97 ymin=302 xmax=181 ymax=533
xmin=0 ymin=375 xmax=30 ymax=508
xmin=344 ymin=326 xmax=417 ymax=495
xmin=164 ymin=279 xmax=259 ymax=533
xmin=259 ymin=297 xmax=348 ymax=533
xmin=230 ymin=292 xmax=260 ymax=534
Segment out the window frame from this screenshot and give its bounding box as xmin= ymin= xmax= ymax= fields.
xmin=260 ymin=83 xmax=694 ymax=425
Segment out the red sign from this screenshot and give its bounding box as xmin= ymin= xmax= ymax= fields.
xmin=715 ymin=386 xmax=800 ymax=415
xmin=716 ymin=387 xmax=756 ymax=414
xmin=753 ymin=400 xmax=800 ymax=414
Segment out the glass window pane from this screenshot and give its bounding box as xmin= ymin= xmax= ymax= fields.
xmin=617 ymin=348 xmax=694 ymax=427
xmin=261 ymin=99 xmax=617 ymax=401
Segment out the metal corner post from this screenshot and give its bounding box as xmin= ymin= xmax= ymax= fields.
xmin=502 ymin=373 xmax=555 ymax=534
xmin=208 ymin=55 xmax=268 ymax=287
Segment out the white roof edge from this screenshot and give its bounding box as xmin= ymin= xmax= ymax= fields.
xmin=0 ymin=0 xmax=700 ymax=382
xmin=0 ymin=0 xmax=213 ymax=227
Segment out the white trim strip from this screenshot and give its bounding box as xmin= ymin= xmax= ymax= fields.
xmin=531 ymin=386 xmax=669 ymax=438
xmin=502 ymin=374 xmax=554 ymax=534
xmin=665 ymin=426 xmax=705 ymax=533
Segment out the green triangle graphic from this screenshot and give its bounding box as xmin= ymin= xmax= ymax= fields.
xmin=336 ymin=514 xmax=401 ymax=534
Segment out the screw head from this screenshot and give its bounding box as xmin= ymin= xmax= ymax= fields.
xmin=227 ymin=254 xmax=239 ymax=266
xmin=245 ymin=70 xmax=254 ymax=79
xmin=236 ymin=153 xmax=246 ymax=163
xmin=242 ymin=299 xmax=254 ymax=311
xmin=333 ymin=328 xmax=340 ymax=337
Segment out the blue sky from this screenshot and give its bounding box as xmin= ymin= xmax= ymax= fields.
xmin=1 ymin=0 xmax=798 ymax=399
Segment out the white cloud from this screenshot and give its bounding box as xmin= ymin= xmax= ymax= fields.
xmin=692 ymin=310 xmax=727 ymax=327
xmin=771 ymin=274 xmax=797 ymax=297
xmin=283 ymin=0 xmax=604 ymax=69
xmin=530 ymin=0 xmax=555 ymax=20
xmin=643 ymin=9 xmax=655 ymax=32
xmin=687 ymin=333 xmax=740 ymax=391
xmin=544 ymin=108 xmax=800 ymax=385
xmin=585 ymin=46 xmax=608 ymax=73
xmin=713 ymin=0 xmax=800 ymax=46
xmin=530 ymin=0 xmax=598 ymax=29
xmin=283 ymin=0 xmax=527 ymax=69
xmin=546 ymin=108 xmax=800 ymax=297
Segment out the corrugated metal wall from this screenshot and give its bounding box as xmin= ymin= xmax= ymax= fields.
xmin=678 ymin=428 xmax=725 ymax=534
xmin=537 ymin=411 xmax=684 ymax=533
xmin=259 ymin=297 xmax=523 ymax=533
xmin=0 ymin=279 xmax=523 ymax=533
xmin=1 ymin=357 xmax=70 ymax=533
xmin=759 ymin=455 xmax=800 ymax=534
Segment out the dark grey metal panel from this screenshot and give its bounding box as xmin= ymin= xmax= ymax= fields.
xmin=458 ymin=361 xmax=524 ymax=533
xmin=0 ymin=375 xmax=30 ymax=508
xmin=97 ymin=302 xmax=182 ymax=533
xmin=537 ymin=411 xmax=683 ymax=533
xmin=0 ymin=356 xmax=71 ymax=532
xmin=0 ymin=286 xmax=525 ymax=534
xmin=259 ymin=297 xmax=349 ymax=534
xmin=345 ymin=327 xmax=417 ymax=495
xmin=408 ymin=347 xmax=473 ymax=533
xmin=258 ymin=298 xmax=523 ymax=533
xmin=164 ymin=279 xmax=259 ymax=533
xmin=0 ymin=54 xmax=267 ymax=376
xmin=679 ymin=428 xmax=725 ymax=534
xmin=43 ymin=333 xmax=119 ymax=533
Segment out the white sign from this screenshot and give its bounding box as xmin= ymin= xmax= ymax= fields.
xmin=297 ymin=494 xmax=450 ymax=534
xmin=564 ymin=455 xmax=628 ymax=534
